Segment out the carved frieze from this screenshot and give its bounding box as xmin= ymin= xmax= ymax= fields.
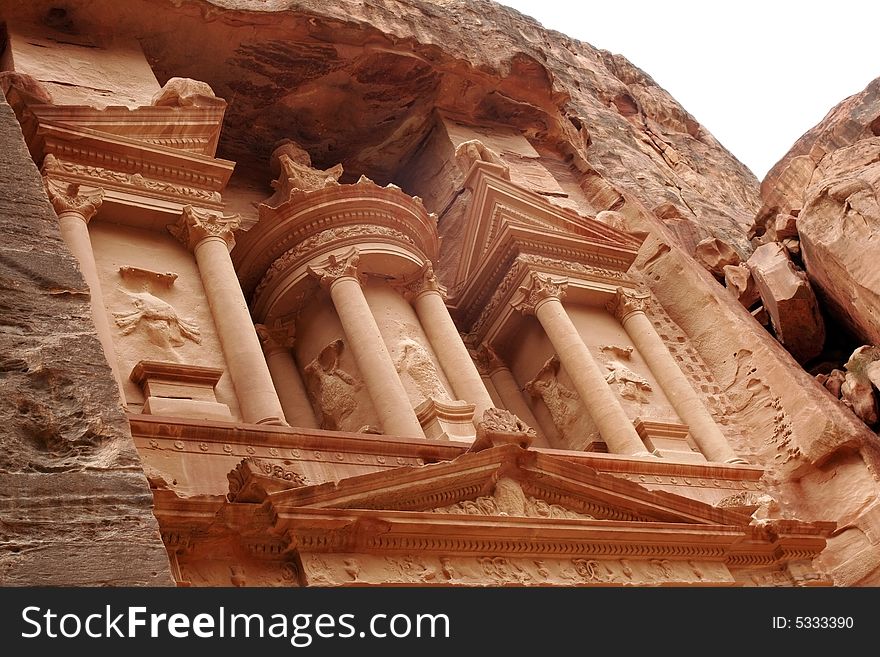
xmin=42 ymin=153 xmax=221 ymax=203
xmin=168 ymin=205 xmax=241 ymax=251
xmin=433 ymin=476 xmax=594 ymax=520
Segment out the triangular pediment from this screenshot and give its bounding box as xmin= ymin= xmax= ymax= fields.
xmin=265 ymin=444 xmax=751 ymax=526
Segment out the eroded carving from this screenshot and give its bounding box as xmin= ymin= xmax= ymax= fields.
xmin=307 ymin=248 xmax=362 ymax=289
xmin=511 ymin=272 xmax=568 ymax=316
xmin=265 ymin=139 xmax=343 ymax=206
xmin=525 ymin=356 xmax=579 ymax=437
xmin=304 ymin=339 xmax=362 ymax=431
xmin=604 ymin=359 xmax=652 ymax=403
xmin=433 ymin=476 xmax=594 ymax=520
xmin=607 ymin=286 xmax=651 ymax=322
xmin=395 ymin=338 xmax=450 ymax=403
xmin=454 ymin=139 xmax=510 ymax=178
xmin=113 ymin=290 xmax=201 ymax=349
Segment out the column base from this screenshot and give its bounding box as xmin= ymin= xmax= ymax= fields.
xmin=255 ymin=416 xmax=289 ymax=427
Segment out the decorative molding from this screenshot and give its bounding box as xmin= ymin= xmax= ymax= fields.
xmin=516 ymin=253 xmax=630 ymax=282
xmin=227 ymin=457 xmax=308 ymax=503
xmin=607 ymin=286 xmax=651 ymax=323
xmin=396 ymin=261 xmax=446 ymax=301
xmin=255 ymin=225 xmax=414 ymax=301
xmin=43 ymin=177 xmax=104 ymax=221
xmin=168 ymin=205 xmax=242 ymax=251
xmin=510 ymin=271 xmax=568 ymax=316
xmin=42 ymin=153 xmax=221 ymax=203
xmin=307 ymin=248 xmax=362 ymax=289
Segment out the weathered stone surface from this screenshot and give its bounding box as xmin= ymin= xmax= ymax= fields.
xmin=0 ymin=91 xmax=173 ymax=585
xmin=820 ymin=369 xmax=847 ymax=399
xmin=759 ymin=77 xmax=880 ymax=346
xmin=842 ymin=346 xmax=880 ymax=425
xmin=746 ymin=242 xmax=825 ymax=363
xmin=694 ymin=237 xmax=741 ymax=278
xmin=723 ymin=263 xmax=759 ymax=308
xmin=151 ymin=76 xmax=225 ymax=108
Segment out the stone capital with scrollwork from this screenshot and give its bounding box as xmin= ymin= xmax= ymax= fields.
xmin=475 ymin=344 xmax=508 ymax=375
xmin=510 ymin=271 xmax=568 ymax=316
xmin=396 ymin=261 xmax=447 ymax=301
xmin=255 ymin=319 xmax=296 ymax=355
xmin=44 ymin=178 xmax=104 ymax=223
xmin=168 ymin=205 xmax=241 ymax=252
xmin=606 ymin=287 xmax=651 ymax=323
xmin=307 ymin=247 xmax=362 ymax=290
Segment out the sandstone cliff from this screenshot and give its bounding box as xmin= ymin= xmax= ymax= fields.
xmin=1 ymin=0 xmax=879 ymax=584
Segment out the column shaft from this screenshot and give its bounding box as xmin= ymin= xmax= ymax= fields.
xmin=412 ymin=290 xmax=495 ymax=423
xmin=330 ymin=277 xmax=424 ymax=438
xmin=621 ymin=311 xmax=744 ymax=463
xmin=264 ymin=348 xmax=319 ymax=428
xmin=535 ymin=298 xmax=648 ymax=456
xmin=57 ymin=212 xmax=126 ymax=400
xmin=194 ymin=236 xmax=285 ymax=425
xmin=487 ymin=365 xmax=548 ymax=446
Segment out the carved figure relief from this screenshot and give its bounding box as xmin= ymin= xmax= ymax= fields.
xmin=454 ymin=139 xmax=510 ymax=179
xmin=524 ymin=355 xmax=600 ymax=449
xmin=394 ymin=338 xmax=450 ymax=403
xmin=433 ymin=476 xmax=594 ymax=520
xmin=113 ymin=289 xmax=201 ymax=352
xmin=599 ymin=344 xmax=652 ymax=403
xmin=303 ymin=339 xmax=362 ymax=431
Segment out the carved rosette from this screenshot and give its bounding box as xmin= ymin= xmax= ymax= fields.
xmin=255 ymin=319 xmax=295 ymax=355
xmin=44 ymin=178 xmax=104 ymax=222
xmin=511 ymin=271 xmax=568 ymax=316
xmin=606 ymin=287 xmax=651 ymax=323
xmin=397 ymin=261 xmax=447 ymax=301
xmin=307 ymin=248 xmax=362 ymax=289
xmin=168 ymin=205 xmax=242 ymax=251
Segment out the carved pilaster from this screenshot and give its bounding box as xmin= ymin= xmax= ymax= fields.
xmin=168 ymin=205 xmax=241 ymax=251
xmin=255 ymin=319 xmax=296 ymax=355
xmin=606 ymin=287 xmax=651 ymax=323
xmin=44 ymin=178 xmax=104 ymax=222
xmin=307 ymin=248 xmax=362 ymax=289
xmin=397 ymin=261 xmax=447 ymax=301
xmin=511 ymin=272 xmax=568 ymax=316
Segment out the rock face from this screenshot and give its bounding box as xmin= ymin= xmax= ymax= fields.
xmin=1 ymin=0 xmax=880 ymax=587
xmin=758 ymin=77 xmax=880 ymax=346
xmin=694 ymin=237 xmax=741 ymax=278
xmin=745 ymin=243 xmax=825 ymax=363
xmin=0 ymin=93 xmax=174 ymax=585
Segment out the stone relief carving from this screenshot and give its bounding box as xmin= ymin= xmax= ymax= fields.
xmin=395 ymin=338 xmax=450 ymax=403
xmin=303 ymin=339 xmax=362 ymax=431
xmin=169 ymin=205 xmax=241 ymax=251
xmin=42 ymin=153 xmax=221 ymax=202
xmin=385 ymin=555 xmax=439 ymax=583
xmin=44 ymin=176 xmax=104 ymax=220
xmin=525 ymin=356 xmax=580 ymax=437
xmin=454 ymin=139 xmax=510 ymax=179
xmin=433 ymin=476 xmax=594 ymax=520
xmin=604 ymin=360 xmax=652 ymax=403
xmin=113 ymin=290 xmax=201 ymax=350
xmin=479 ymin=556 xmax=532 ymax=584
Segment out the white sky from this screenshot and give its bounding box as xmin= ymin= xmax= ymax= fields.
xmin=499 ymin=0 xmax=879 ymax=179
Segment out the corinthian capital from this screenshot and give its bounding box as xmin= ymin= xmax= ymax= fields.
xmin=606 ymin=287 xmax=651 ymax=322
xmin=44 ymin=178 xmax=104 ymax=222
xmin=255 ymin=319 xmax=296 ymax=355
xmin=168 ymin=205 xmax=242 ymax=251
xmin=510 ymin=271 xmax=568 ymax=316
xmin=307 ymin=248 xmax=362 ymax=289
xmin=397 ymin=261 xmax=446 ymax=301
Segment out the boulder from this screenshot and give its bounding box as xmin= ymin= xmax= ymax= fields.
xmin=746 ymin=242 xmax=825 ymax=363
xmin=723 ymin=263 xmax=760 ymax=308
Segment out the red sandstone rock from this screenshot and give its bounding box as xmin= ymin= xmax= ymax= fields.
xmin=723 ymin=263 xmax=760 ymax=308
xmin=746 ymin=243 xmax=825 ymax=363
xmin=822 ymin=369 xmax=847 ymax=399
xmin=694 ymin=237 xmax=741 ymax=278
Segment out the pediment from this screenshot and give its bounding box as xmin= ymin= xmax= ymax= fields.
xmin=262 ymin=444 xmax=752 ymax=526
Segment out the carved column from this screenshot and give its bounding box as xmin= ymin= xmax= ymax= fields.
xmin=608 ymin=288 xmax=746 ymax=464
xmin=255 ymin=321 xmax=318 ymax=429
xmin=403 ymin=263 xmax=495 ymax=425
xmin=45 ymin=179 xmax=126 ymax=400
xmin=512 ymin=272 xmax=650 ymax=457
xmin=309 ymin=248 xmax=424 ymax=438
xmin=169 ymin=206 xmax=286 ymax=426
xmin=477 ymin=345 xmax=546 ymax=445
